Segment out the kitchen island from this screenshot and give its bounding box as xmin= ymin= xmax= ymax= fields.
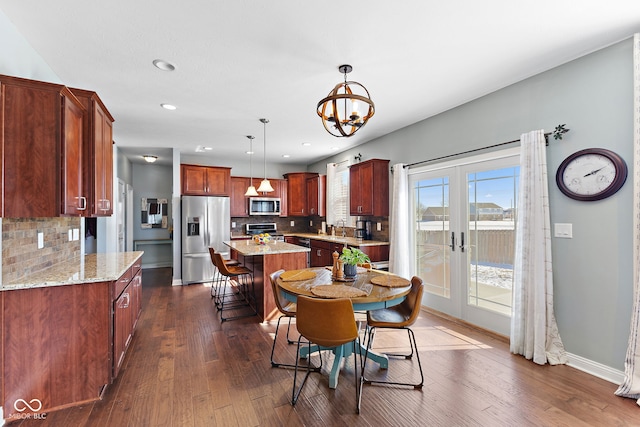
xmin=1 ymin=252 xmax=143 ymax=422
xmin=224 ymin=240 xmax=310 ymax=321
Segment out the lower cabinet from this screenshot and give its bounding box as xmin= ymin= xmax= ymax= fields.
xmin=112 ymin=265 xmax=142 ymax=378
xmin=0 ymin=255 xmax=143 ymax=420
xmin=310 ymin=239 xmax=345 ymax=267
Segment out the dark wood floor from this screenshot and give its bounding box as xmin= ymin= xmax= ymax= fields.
xmin=14 ymin=267 xmax=639 ymax=426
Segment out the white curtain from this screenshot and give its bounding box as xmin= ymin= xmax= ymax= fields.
xmin=615 ymin=32 xmax=640 ymax=405
xmin=326 ymin=162 xmax=337 ymax=226
xmin=389 ymin=163 xmax=410 ymax=278
xmin=510 ymin=129 xmax=567 ymax=365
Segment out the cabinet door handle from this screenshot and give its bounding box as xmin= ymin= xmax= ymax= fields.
xmin=77 ymin=196 xmax=87 ymax=211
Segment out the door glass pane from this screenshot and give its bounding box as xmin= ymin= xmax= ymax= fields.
xmin=466 ymin=167 xmax=519 ymax=315
xmin=415 ymin=176 xmax=450 ymax=298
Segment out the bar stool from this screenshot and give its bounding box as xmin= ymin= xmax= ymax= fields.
xmin=361 ymin=276 xmax=425 ymax=389
xmin=211 ymin=251 xmax=257 ymax=321
xmin=208 ymin=247 xmax=240 ymax=305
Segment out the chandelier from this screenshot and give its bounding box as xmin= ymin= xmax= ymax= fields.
xmin=317 ymin=64 xmax=375 ymax=137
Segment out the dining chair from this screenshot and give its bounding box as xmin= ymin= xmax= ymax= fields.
xmin=292 ymin=295 xmax=362 ymax=414
xmin=211 ymin=251 xmax=257 ymax=322
xmin=269 ymin=269 xmax=298 ymax=368
xmin=362 ymin=276 xmax=425 ymax=389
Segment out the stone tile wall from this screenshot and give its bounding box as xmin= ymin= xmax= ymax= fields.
xmin=2 ymin=217 xmax=81 ymax=284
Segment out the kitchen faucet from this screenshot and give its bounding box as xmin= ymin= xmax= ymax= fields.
xmin=338 ymin=219 xmax=346 ymax=237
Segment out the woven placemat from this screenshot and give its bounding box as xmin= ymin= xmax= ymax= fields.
xmin=370 ymin=275 xmax=410 ymax=288
xmin=280 ymin=269 xmax=317 ymax=282
xmin=311 ymin=284 xmax=367 ymax=298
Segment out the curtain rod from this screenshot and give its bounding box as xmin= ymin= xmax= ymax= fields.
xmin=404 ymin=124 xmax=569 ymax=169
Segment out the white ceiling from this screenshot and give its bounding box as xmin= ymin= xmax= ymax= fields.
xmin=1 ymin=1 xmax=639 ymax=167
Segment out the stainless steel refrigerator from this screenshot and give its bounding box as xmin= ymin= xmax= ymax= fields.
xmin=181 ymin=195 xmax=231 ymax=284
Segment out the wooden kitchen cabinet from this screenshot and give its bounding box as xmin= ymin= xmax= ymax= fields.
xmin=112 ymin=260 xmax=142 ymax=378
xmin=230 ymin=176 xmax=250 ymax=217
xmin=182 ymin=164 xmax=232 ymax=196
xmin=0 ymin=254 xmax=143 ymax=420
xmin=0 ymin=74 xmax=86 ymax=217
xmin=70 ymin=88 xmax=115 ymax=217
xmin=349 ymin=159 xmax=390 ymax=216
xmin=310 ymin=238 xmax=344 ymax=267
xmin=284 ymin=172 xmax=318 ymax=217
xmin=307 ymin=175 xmax=326 ymax=216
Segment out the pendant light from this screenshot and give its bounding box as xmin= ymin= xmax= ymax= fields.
xmin=244 ymin=135 xmax=259 ymax=196
xmin=256 ymin=118 xmax=274 ymax=193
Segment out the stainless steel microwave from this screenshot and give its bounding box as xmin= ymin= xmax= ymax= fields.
xmin=249 ymin=197 xmax=281 ymax=215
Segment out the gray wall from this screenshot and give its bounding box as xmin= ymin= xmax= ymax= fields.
xmin=309 ymin=38 xmax=634 ymax=371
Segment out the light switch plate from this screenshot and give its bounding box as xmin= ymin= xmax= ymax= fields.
xmin=290 ymin=221 xmax=295 ymax=227
xmin=37 ymin=232 xmax=44 ymax=249
xmin=73 ymin=228 xmax=80 ymax=241
xmin=554 ymin=223 xmax=572 ymax=238
xmin=231 ymin=221 xmax=236 ymax=228
xmin=377 ymin=222 xmax=382 ymax=232
xmin=68 ymin=230 xmax=73 ymax=241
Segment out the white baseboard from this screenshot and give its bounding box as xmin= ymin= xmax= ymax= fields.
xmin=566 ymin=352 xmax=625 ymax=385
xmin=171 ymin=279 xmax=183 ymax=286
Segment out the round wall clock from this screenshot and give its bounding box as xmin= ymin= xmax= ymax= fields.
xmin=555 ymin=148 xmax=627 ymax=201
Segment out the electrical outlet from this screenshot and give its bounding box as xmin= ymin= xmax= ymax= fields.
xmin=290 ymin=221 xmax=295 ymax=227
xmin=377 ymin=222 xmax=382 ymax=232
xmin=73 ymin=228 xmax=80 ymax=241
xmin=310 ymin=220 xmax=313 ymax=226
xmin=37 ymin=232 xmax=44 ymax=249
xmin=231 ymin=221 xmax=236 ymax=228
xmin=68 ymin=230 xmax=73 ymax=241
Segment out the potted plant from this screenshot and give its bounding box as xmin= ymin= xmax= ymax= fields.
xmin=339 ymin=247 xmax=370 ymax=279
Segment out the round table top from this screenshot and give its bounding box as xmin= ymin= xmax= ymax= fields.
xmin=277 ymin=267 xmax=411 ymax=306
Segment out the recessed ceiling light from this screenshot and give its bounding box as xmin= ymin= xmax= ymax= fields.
xmin=282 ymin=154 xmax=290 ymax=158
xmin=161 ymin=103 xmax=176 ymax=110
xmin=204 ymin=147 xmax=213 ymax=151
xmin=143 ymin=155 xmax=157 ymax=163
xmin=330 ymin=146 xmax=339 ymax=150
xmin=302 ymin=142 xmax=311 ymax=147
xmin=246 ymin=150 xmax=254 ymax=155
xmin=152 ymin=59 xmax=176 ymax=71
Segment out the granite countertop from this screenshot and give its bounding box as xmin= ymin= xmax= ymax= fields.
xmin=224 ymin=240 xmax=310 ymax=256
xmin=291 ymin=233 xmax=389 ymax=247
xmin=2 ymin=251 xmax=144 ymax=290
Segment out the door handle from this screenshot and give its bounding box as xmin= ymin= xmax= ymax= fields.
xmin=449 ymin=232 xmax=455 ymax=251
xmin=459 ymin=232 xmax=465 ymax=253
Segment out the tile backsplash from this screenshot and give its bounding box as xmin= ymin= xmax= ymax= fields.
xmin=2 ymin=217 xmax=81 ymax=284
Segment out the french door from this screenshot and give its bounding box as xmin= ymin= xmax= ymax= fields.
xmin=410 ymin=149 xmax=519 ymax=335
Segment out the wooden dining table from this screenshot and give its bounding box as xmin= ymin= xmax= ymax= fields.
xmin=276 ymin=266 xmax=412 ymax=389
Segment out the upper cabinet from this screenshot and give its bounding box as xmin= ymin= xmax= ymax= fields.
xmin=0 ymin=75 xmax=86 ymax=217
xmin=349 ymin=159 xmax=390 ymax=216
xmin=182 ymin=164 xmax=231 ymax=196
xmin=284 ymin=172 xmax=318 ymax=217
xmin=230 ymin=176 xmax=250 ymax=217
xmin=307 ymin=175 xmax=326 ymax=217
xmin=70 ymin=88 xmax=115 ymax=217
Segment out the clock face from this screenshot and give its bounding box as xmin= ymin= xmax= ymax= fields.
xmin=556 ymin=148 xmax=627 ymax=201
